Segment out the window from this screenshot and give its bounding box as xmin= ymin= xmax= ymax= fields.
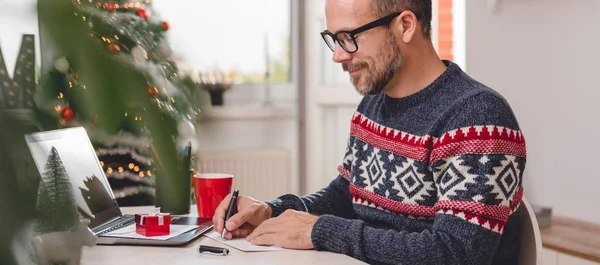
xmin=153 ymin=0 xmax=291 ymax=84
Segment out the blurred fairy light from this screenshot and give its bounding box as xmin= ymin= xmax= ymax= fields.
xmin=100 ymin=161 xmax=104 ymax=167
xmin=147 ymin=170 xmax=152 ymax=176
xmin=107 ymin=168 xmax=113 ymax=174
xmin=139 ymin=172 xmax=145 ymax=178
xmin=58 ymin=93 xmax=64 ymax=99
xmin=134 ymin=166 xmax=140 ymax=172
xmin=118 ymin=167 xmax=124 ymax=173
xmin=128 ymin=163 xmax=134 ymax=169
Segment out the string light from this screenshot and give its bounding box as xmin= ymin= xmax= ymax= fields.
xmin=147 ymin=171 xmax=152 ymax=176
xmin=128 ymin=163 xmax=135 ymax=169
xmin=118 ymin=167 xmax=124 ymax=173
xmin=170 ymin=97 xmax=175 ymax=103
xmin=58 ymin=93 xmax=64 ymax=99
xmin=69 ymin=81 xmax=73 ymax=88
xmin=54 ymin=105 xmax=62 ymax=112
xmin=100 ymin=161 xmax=104 ymax=167
xmin=82 ymin=16 xmax=86 ymax=21
xmin=114 ymin=35 xmax=120 ymax=40
xmin=134 ymin=166 xmax=140 ymax=172
xmin=139 ymin=172 xmax=145 ymax=177
xmin=107 ymin=168 xmax=113 ymax=174
xmin=124 ymin=112 xmax=128 ymax=116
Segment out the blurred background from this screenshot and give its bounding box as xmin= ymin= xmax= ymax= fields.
xmin=1 ymin=0 xmax=600 ymax=264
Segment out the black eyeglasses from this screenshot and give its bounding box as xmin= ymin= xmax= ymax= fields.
xmin=320 ymin=12 xmax=415 ymax=53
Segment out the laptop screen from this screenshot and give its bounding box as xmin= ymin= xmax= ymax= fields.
xmin=25 ymin=127 xmax=122 ymax=228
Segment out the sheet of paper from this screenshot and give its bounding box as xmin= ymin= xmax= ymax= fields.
xmin=204 ymin=231 xmax=285 ymax=252
xmin=102 ymin=224 xmax=198 ymax=241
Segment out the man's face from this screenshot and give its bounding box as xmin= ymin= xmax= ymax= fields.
xmin=325 ymin=0 xmax=404 ymax=96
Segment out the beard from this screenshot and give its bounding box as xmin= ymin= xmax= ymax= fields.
xmin=343 ymin=31 xmax=404 ymax=96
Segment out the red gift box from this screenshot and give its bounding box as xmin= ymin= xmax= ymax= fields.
xmin=134 ymin=213 xmax=171 ymax=236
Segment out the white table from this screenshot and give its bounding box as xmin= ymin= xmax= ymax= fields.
xmin=82 ymin=206 xmax=366 ymax=265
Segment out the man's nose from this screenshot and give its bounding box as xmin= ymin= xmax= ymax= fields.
xmin=332 ymin=42 xmax=352 ymax=63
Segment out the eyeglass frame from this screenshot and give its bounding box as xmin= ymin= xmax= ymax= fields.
xmin=320 ymin=11 xmax=420 ymax=54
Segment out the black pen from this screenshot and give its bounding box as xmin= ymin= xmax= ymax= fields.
xmin=222 ymin=189 xmax=239 ymax=239
xmin=198 ymin=245 xmax=229 ymax=256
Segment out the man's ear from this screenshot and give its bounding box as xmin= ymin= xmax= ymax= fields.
xmin=391 ymin=11 xmax=419 ymax=43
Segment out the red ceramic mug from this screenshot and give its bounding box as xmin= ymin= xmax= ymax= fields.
xmin=193 ymin=173 xmax=233 ymax=218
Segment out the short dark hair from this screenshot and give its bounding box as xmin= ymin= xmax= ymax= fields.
xmin=370 ymin=0 xmax=432 ymax=38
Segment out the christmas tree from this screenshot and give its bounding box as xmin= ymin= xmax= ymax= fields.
xmin=33 ymin=0 xmax=200 ymax=211
xmin=34 ymin=147 xmax=78 ymax=235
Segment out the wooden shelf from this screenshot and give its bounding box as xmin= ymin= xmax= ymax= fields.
xmin=196 ymin=104 xmax=296 ymax=121
xmin=541 ymin=216 xmax=600 ymax=263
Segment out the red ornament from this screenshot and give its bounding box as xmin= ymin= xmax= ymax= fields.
xmin=61 ymin=107 xmax=74 ymax=121
xmin=148 ymin=86 xmax=159 ymax=98
xmin=161 ymin=21 xmax=170 ymax=31
xmin=104 ymin=2 xmax=117 ymax=11
xmin=136 ymin=9 xmax=150 ymax=20
xmin=107 ymin=43 xmax=121 ymax=53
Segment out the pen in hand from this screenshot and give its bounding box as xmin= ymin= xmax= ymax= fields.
xmin=222 ymin=189 xmax=239 ymax=239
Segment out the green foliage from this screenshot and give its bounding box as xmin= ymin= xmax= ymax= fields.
xmin=0 ymin=113 xmax=37 ymax=265
xmin=34 ymin=0 xmax=200 ymax=213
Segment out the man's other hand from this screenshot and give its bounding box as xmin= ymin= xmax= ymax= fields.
xmin=246 ymin=209 xmax=318 ymax=250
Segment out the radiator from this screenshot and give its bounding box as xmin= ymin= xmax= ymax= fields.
xmin=196 ymin=149 xmax=291 ymax=201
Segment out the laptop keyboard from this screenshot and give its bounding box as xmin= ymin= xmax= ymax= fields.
xmin=97 ymin=215 xmax=135 ymax=235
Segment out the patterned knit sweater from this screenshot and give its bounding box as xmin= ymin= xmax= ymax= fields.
xmin=267 ymin=60 xmax=526 ymax=265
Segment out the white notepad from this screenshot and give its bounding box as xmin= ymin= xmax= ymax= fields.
xmin=102 ymin=224 xmax=198 ymax=241
xmin=204 ymin=231 xmax=285 ymax=252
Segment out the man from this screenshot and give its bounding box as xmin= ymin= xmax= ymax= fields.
xmin=213 ymin=0 xmax=526 ymax=264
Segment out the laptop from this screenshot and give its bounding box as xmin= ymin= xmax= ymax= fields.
xmin=25 ymin=127 xmax=213 ymax=246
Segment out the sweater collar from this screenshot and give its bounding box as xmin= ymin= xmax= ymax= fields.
xmin=382 ymin=60 xmax=461 ymax=110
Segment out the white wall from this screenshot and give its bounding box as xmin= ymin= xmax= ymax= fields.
xmin=0 ymin=0 xmax=39 ymax=76
xmin=465 ymin=0 xmax=600 ymax=223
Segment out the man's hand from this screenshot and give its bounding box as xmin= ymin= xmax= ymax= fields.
xmin=246 ymin=209 xmax=319 ymax=250
xmin=212 ymin=194 xmax=272 ymax=239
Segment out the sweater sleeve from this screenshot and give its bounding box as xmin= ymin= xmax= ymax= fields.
xmin=266 ymin=136 xmax=357 ymax=218
xmin=311 ymin=93 xmax=526 ymax=265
